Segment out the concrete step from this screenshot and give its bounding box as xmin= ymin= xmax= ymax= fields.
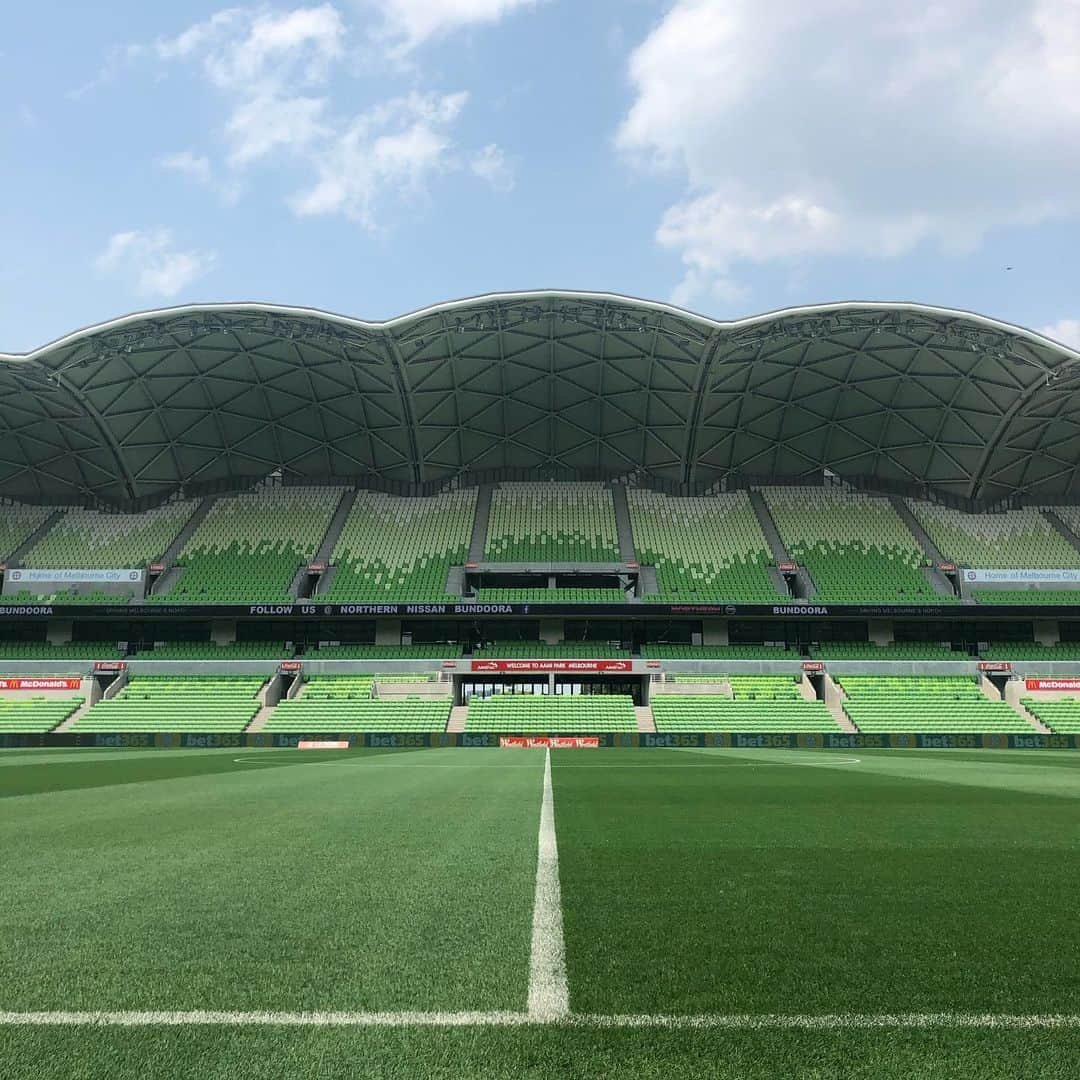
xmin=1041 ymin=508 xmax=1080 ymax=556
xmin=246 ymin=704 xmax=276 ymax=733
xmin=611 ymin=485 xmax=637 ymax=562
xmin=6 ymin=509 xmax=64 ymax=565
xmin=314 ymin=489 xmax=357 ymax=564
xmin=822 ymin=673 xmax=858 ymax=732
xmin=160 ymin=496 xmax=217 ymax=566
xmin=447 ymin=706 xmax=469 ymax=733
xmin=1003 ymin=680 xmax=1053 ymax=733
xmin=468 ymin=484 xmax=494 ymax=562
xmin=150 ymin=565 xmax=184 ymax=596
xmin=890 ymin=495 xmax=947 ymax=564
xmin=635 ymin=705 xmax=655 ymax=733
xmin=920 ymin=564 xmax=958 ymax=598
xmin=749 ymin=490 xmax=791 ymax=562
xmin=766 ymin=565 xmax=793 ymax=597
xmin=54 ymin=678 xmax=99 ymax=731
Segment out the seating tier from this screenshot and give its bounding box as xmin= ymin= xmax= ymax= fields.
xmin=465 ymin=693 xmax=636 ymax=732
xmin=485 ymin=483 xmax=619 ymax=562
xmin=0 ymin=695 xmax=83 ymax=732
xmin=1021 ymin=697 xmax=1080 ymax=734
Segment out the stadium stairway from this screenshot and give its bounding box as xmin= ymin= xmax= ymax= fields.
xmin=6 ymin=509 xmax=63 ymax=565
xmin=246 ymin=703 xmax=277 ymax=732
xmin=750 ymin=490 xmax=818 ymax=597
xmin=158 ymin=496 xmax=218 ymax=567
xmin=889 ymin=496 xmax=958 ymax=598
xmin=1041 ymin=508 xmax=1080 ymax=556
xmin=52 ymin=681 xmax=98 ymax=731
xmin=822 ymin=674 xmax=858 ymax=732
xmin=635 ymin=705 xmax=655 ymax=732
xmin=467 ymin=484 xmax=494 ymax=562
xmin=611 ymin=485 xmax=637 ymax=563
xmin=1002 ymin=681 xmax=1052 ymax=733
xmin=447 ymin=705 xmax=468 ymax=732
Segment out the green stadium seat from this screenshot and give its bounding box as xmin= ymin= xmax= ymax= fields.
xmin=0 ymin=695 xmax=84 ymax=733
xmin=652 ymin=677 xmax=836 ymax=732
xmin=263 ymin=675 xmax=450 ymax=732
xmin=1021 ymin=696 xmax=1080 ymax=734
xmin=485 ymin=483 xmax=619 ymax=562
xmin=465 ymin=693 xmax=636 ymax=733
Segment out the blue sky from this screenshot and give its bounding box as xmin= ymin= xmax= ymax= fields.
xmin=3 ymin=0 xmax=1079 ymax=353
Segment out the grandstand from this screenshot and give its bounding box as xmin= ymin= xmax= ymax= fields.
xmin=318 ymin=489 xmax=475 ymax=602
xmin=836 ymin=676 xmax=1030 ymax=732
xmin=149 ymin=486 xmax=341 ymax=604
xmin=465 ymin=692 xmax=636 ymax=732
xmin=652 ymin=676 xmax=837 ymax=732
xmin=0 ymin=694 xmax=83 ymax=732
xmin=0 ymin=502 xmax=54 ymax=561
xmin=264 ymin=675 xmax=450 ymax=732
xmin=1020 ymin=696 xmax=1080 ymax=733
xmin=627 ymin=489 xmax=778 ymax=602
xmin=485 ymin=483 xmax=619 ymax=562
xmin=765 ymin=487 xmax=948 ymax=603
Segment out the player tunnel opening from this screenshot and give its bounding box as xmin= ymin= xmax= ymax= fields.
xmin=457 ymin=674 xmax=647 ymax=705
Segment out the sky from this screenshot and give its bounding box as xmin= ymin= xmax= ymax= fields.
xmin=2 ymin=0 xmax=1080 ymax=353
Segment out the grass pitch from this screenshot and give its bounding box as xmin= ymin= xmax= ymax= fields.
xmin=1 ymin=745 xmax=1078 ymax=1077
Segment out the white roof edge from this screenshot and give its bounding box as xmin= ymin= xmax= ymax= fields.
xmin=2 ymin=290 xmax=1078 ymax=362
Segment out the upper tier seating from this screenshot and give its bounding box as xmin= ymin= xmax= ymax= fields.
xmin=837 ymin=676 xmax=1029 ymax=732
xmin=0 ymin=642 xmax=123 ymax=659
xmin=0 ymin=503 xmax=55 ymax=561
xmin=652 ymin=676 xmax=836 ymax=731
xmin=981 ymin=642 xmax=1080 ymax=660
xmin=150 ymin=486 xmax=342 ymax=604
xmin=303 ymin=644 xmax=459 ymax=659
xmin=485 ymin=483 xmax=619 ymax=562
xmin=465 ymin=692 xmax=636 ymax=732
xmin=640 ymin=644 xmax=793 ymax=660
xmin=475 ymin=641 xmax=630 ymax=658
xmin=265 ymin=675 xmax=449 ymax=731
xmin=132 ymin=641 xmax=291 ymax=660
xmin=908 ymin=503 xmax=1080 ymax=568
xmin=808 ymin=642 xmax=960 ymax=660
xmin=22 ymin=500 xmax=196 ymax=569
xmin=0 ymin=695 xmax=84 ymax=733
xmin=764 ymin=487 xmax=948 ymax=603
xmin=71 ymin=675 xmax=264 ymax=732
xmin=1020 ymin=697 xmax=1080 ymax=734
xmin=319 ymin=489 xmax=476 ymax=603
xmin=627 ymin=489 xmax=778 ymax=602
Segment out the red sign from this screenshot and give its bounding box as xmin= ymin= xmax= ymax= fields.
xmin=500 ymin=736 xmax=600 ymax=748
xmin=149 ymin=563 xmax=165 ymax=573
xmin=1025 ymin=678 xmax=1080 ymax=691
xmin=0 ymin=678 xmax=81 ymax=690
xmin=307 ymin=562 xmax=327 ymax=572
xmin=279 ymin=660 xmax=303 ymax=672
xmin=626 ymin=561 xmax=639 ymax=569
xmin=778 ymin=562 xmax=798 ymax=573
xmin=298 ymin=740 xmax=349 ymax=749
xmin=801 ymin=661 xmax=825 ymax=672
xmin=977 ymin=661 xmax=1012 ymax=672
xmin=939 ymin=563 xmax=957 ymax=572
xmin=470 ymin=659 xmax=632 ymax=673
xmin=93 ymin=661 xmax=127 ymax=672
xmin=646 ymin=660 xmax=661 ymax=668
xmin=464 ymin=562 xmax=479 ymax=569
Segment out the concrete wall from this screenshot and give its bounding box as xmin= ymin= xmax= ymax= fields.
xmin=702 ymin=619 xmax=729 ymax=645
xmin=375 ymin=619 xmax=402 ymax=645
xmin=210 ymin=620 xmax=235 ymax=646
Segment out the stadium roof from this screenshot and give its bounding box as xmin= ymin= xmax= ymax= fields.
xmin=2 ymin=291 xmax=1080 ymax=508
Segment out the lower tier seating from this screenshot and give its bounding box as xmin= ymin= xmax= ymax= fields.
xmin=0 ymin=695 xmax=83 ymax=732
xmin=0 ymin=642 xmax=123 ymax=659
xmin=1020 ymin=697 xmax=1080 ymax=734
xmin=303 ymin=644 xmax=460 ymax=659
xmin=132 ymin=642 xmax=290 ymax=659
xmin=640 ymin=644 xmax=793 ymax=660
xmin=837 ymin=676 xmax=1029 ymax=732
xmin=973 ymin=589 xmax=1080 ymax=605
xmin=465 ymin=693 xmax=637 ymax=732
xmin=652 ymin=680 xmax=836 ymax=732
xmin=475 ymin=641 xmax=629 ymax=658
xmin=809 ymin=642 xmax=960 ymax=660
xmin=71 ymin=675 xmax=264 ymax=732
xmin=266 ymin=676 xmax=449 ymax=731
xmin=472 ymin=588 xmax=626 ymax=603
xmin=0 ymin=590 xmax=137 ymax=605
xmin=982 ymin=642 xmax=1080 ymax=660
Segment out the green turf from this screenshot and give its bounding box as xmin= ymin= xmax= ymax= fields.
xmin=555 ymin=747 xmax=1080 ymax=1016
xmin=1 ymin=744 xmax=1077 ymax=1078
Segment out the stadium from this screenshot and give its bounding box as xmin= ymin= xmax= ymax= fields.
xmin=2 ymin=291 xmax=1078 ymax=1077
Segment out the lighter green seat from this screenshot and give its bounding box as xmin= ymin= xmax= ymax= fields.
xmin=485 ymin=483 xmax=619 ymax=562
xmin=465 ymin=693 xmax=637 ymax=732
xmin=266 ymin=676 xmax=449 ymax=731
xmin=652 ymin=692 xmax=837 ymax=732
xmin=0 ymin=696 xmax=84 ymax=733
xmin=1021 ymin=697 xmax=1080 ymax=734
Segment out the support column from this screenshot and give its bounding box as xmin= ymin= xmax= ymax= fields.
xmin=702 ymin=619 xmax=729 ymax=645
xmin=375 ymin=619 xmax=402 ymax=645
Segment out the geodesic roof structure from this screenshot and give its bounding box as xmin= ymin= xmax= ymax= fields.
xmin=2 ymin=291 xmax=1080 ymax=508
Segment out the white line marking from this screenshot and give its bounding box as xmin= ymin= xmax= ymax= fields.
xmin=0 ymin=1011 xmax=1075 ymax=1029
xmin=527 ymin=747 xmax=569 ymax=1020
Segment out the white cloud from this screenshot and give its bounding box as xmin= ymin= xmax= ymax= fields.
xmin=158 ymin=150 xmax=214 ymax=185
xmin=364 ymin=0 xmax=541 ymax=53
xmin=94 ymin=229 xmax=216 ymax=298
xmin=1041 ymin=319 xmax=1080 ymax=350
xmin=470 ymin=143 xmax=515 ymax=192
xmin=291 ymin=91 xmax=467 ymax=225
xmin=618 ymin=0 xmax=1080 ymax=306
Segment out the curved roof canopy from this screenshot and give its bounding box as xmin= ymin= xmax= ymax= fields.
xmin=2 ymin=291 xmax=1080 ymax=507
